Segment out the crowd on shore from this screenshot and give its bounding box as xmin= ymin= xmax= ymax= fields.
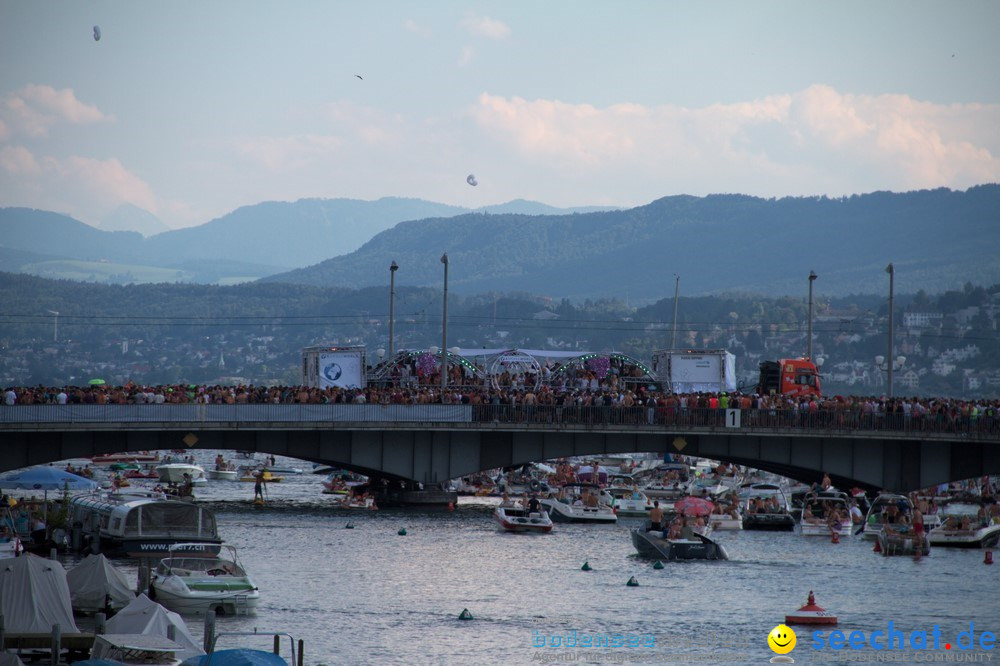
xmin=3 ymin=381 xmax=999 ymax=434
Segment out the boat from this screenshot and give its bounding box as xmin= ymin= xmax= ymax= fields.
xmin=687 ymin=476 xmax=728 ymax=498
xmin=799 ymin=490 xmax=853 ymax=537
xmin=150 ymin=543 xmax=259 ymax=616
xmin=68 ymin=490 xmax=222 ymax=558
xmin=605 ymin=477 xmax=653 ymax=518
xmin=239 ymin=469 xmax=283 ymax=483
xmin=630 ymin=523 xmax=727 ymax=561
xmin=207 ymin=469 xmax=238 ymax=481
xmin=124 ymin=467 xmax=160 ymax=479
xmin=540 ymin=484 xmax=617 ymax=524
xmin=156 ymin=464 xmax=208 ymax=485
xmin=493 ymin=504 xmax=553 ymax=533
xmin=861 ymin=493 xmax=915 ymax=540
xmin=639 ymin=462 xmax=690 ymax=501
xmin=741 ymin=483 xmax=796 ymax=531
xmin=927 ymin=502 xmax=1000 ymax=548
xmin=92 ymin=452 xmax=160 ymax=464
xmin=706 ymin=504 xmax=743 ymax=531
xmin=335 ymin=495 xmax=378 ymax=510
xmin=263 ymin=466 xmax=304 ymax=475
xmin=877 ymin=528 xmax=931 ymax=557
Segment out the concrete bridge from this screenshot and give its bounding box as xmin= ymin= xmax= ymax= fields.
xmin=1 ymin=405 xmax=998 ymax=492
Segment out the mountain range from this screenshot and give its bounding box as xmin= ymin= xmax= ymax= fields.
xmin=1 ymin=186 xmax=996 ymax=300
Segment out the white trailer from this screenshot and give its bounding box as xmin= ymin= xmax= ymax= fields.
xmin=302 ymin=345 xmax=367 ymax=389
xmin=651 ymin=349 xmax=736 ymax=394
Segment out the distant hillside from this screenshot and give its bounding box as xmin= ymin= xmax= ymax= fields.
xmin=100 ymin=204 xmax=171 ymax=237
xmin=262 ymin=185 xmax=1000 ymax=300
xmin=0 ymin=197 xmax=611 ymax=284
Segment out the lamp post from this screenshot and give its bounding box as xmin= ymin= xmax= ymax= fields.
xmin=670 ymin=275 xmax=680 ymax=349
xmin=440 ymin=253 xmax=449 ymax=396
xmin=388 ymin=261 xmax=398 ymax=362
xmin=874 ymin=354 xmax=906 ymax=395
xmin=807 ymin=271 xmax=817 ymax=360
xmin=886 ymin=263 xmax=895 ymax=397
xmin=47 ymin=310 xmax=59 ymax=342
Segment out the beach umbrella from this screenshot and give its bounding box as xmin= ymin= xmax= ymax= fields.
xmin=0 ymin=466 xmax=98 ymax=521
xmin=674 ymin=496 xmax=715 ymax=517
xmin=88 ymin=378 xmax=106 ymax=385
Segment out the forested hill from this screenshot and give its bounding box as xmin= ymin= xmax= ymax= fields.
xmin=264 ymin=185 xmax=1000 ymax=300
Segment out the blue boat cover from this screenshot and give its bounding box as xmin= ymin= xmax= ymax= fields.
xmin=180 ymin=649 xmax=286 ymax=666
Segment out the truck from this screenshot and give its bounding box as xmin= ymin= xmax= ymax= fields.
xmin=651 ymin=349 xmax=736 ymax=394
xmin=757 ymin=358 xmax=821 ymax=398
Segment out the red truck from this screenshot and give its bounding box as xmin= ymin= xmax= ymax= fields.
xmin=757 ymin=358 xmax=821 ymax=397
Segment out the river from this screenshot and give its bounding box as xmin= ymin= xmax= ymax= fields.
xmin=52 ymin=454 xmax=1000 ymax=665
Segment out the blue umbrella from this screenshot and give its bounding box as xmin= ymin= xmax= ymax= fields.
xmin=0 ymin=466 xmax=98 ymax=522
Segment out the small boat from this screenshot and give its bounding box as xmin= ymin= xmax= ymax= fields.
xmin=156 ymin=464 xmax=208 ymax=485
xmin=92 ymin=452 xmax=160 ymax=464
xmin=799 ymin=490 xmax=853 ymax=537
xmin=239 ymin=469 xmax=283 ymax=483
xmin=630 ymin=523 xmax=727 ymax=561
xmin=207 ymin=469 xmax=238 ymax=481
xmin=264 ymin=466 xmax=303 ymax=475
xmin=741 ymin=483 xmax=796 ymax=531
xmin=605 ymin=483 xmax=654 ymax=518
xmin=150 ymin=543 xmax=259 ymax=616
xmin=124 ymin=467 xmax=160 ymax=479
xmin=862 ymin=493 xmax=914 ymax=540
xmin=877 ymin=528 xmax=931 ymax=556
xmin=493 ymin=504 xmax=553 ymax=533
xmin=336 ymin=495 xmax=378 ymax=510
xmin=927 ymin=502 xmax=1000 ymax=548
xmin=540 ymin=484 xmax=617 ymax=524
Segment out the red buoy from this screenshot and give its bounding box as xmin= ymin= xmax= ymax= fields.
xmin=831 ymin=532 xmax=840 ymax=544
xmin=447 ymin=501 xmax=455 ymax=512
xmin=873 ymin=539 xmax=881 ymax=553
xmin=786 ymin=590 xmax=838 ymax=626
xmin=985 ymin=550 xmax=994 ymax=565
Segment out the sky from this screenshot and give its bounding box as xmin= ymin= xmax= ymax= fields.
xmin=1 ymin=1 xmax=998 ymax=231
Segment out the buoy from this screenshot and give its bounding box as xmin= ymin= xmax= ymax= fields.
xmin=458 ymin=608 xmax=474 ymax=621
xmin=786 ymin=590 xmax=838 ymax=625
xmin=345 ymin=523 xmax=355 ymax=529
xmin=581 ymin=561 xmax=592 ymax=571
xmin=873 ymin=539 xmax=881 ymax=553
xmin=831 ymin=532 xmax=840 ymax=544
xmin=626 ymin=576 xmax=639 ymax=587
xmin=398 ymin=528 xmax=407 ymax=536
xmin=653 ymin=560 xmax=664 ymax=570
xmin=985 ymin=550 xmax=994 ymax=565
xmin=447 ymin=501 xmax=455 ymax=512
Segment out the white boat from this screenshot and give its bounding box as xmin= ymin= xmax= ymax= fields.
xmin=540 ymin=484 xmax=617 ymax=524
xmin=741 ymin=483 xmax=796 ymax=531
xmin=150 ymin=543 xmax=259 ymax=616
xmin=927 ymin=503 xmax=1000 ymax=548
xmin=639 ymin=462 xmax=691 ymax=501
xmin=156 ymin=463 xmax=207 ymax=485
xmin=335 ymin=495 xmax=378 ymax=510
xmin=605 ymin=478 xmax=653 ymax=518
xmin=687 ymin=476 xmax=728 ymax=498
xmin=207 ymin=469 xmax=238 ymax=481
xmin=707 ymin=506 xmax=743 ymax=531
xmin=862 ymin=494 xmax=914 ymax=540
xmin=799 ymin=490 xmax=853 ymax=537
xmin=493 ymin=504 xmax=553 ymax=533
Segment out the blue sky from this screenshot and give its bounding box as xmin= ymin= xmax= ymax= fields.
xmin=1 ymin=1 xmax=998 ymax=230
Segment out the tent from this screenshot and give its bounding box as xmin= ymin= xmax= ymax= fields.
xmin=66 ymin=554 xmax=136 ymax=613
xmin=0 ymin=553 xmax=78 ymax=632
xmin=98 ymin=594 xmax=203 ymax=662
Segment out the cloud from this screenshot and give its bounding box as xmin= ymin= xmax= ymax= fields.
xmin=1 ymin=85 xmax=111 ymax=138
xmin=458 ymin=46 xmax=475 ymax=67
xmin=460 ymin=14 xmax=510 ymax=40
xmin=237 ymin=134 xmax=344 ymax=172
xmin=469 ymin=86 xmax=1000 ymax=195
xmin=403 ymin=19 xmax=431 ymax=38
xmin=0 ymin=145 xmax=40 ymax=175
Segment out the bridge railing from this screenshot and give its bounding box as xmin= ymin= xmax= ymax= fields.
xmin=1 ymin=404 xmax=998 ymax=438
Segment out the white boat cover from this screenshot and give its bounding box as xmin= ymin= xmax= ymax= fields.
xmin=66 ymin=553 xmax=136 ymax=613
xmin=100 ymin=594 xmax=204 ymax=661
xmin=0 ymin=652 xmax=27 ymax=666
xmin=0 ymin=554 xmax=78 ymax=633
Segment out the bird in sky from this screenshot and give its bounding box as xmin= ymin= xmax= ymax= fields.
xmin=355 ymin=74 xmax=363 ymax=80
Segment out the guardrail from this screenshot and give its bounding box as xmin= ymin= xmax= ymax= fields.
xmin=1 ymin=405 xmax=998 ymax=438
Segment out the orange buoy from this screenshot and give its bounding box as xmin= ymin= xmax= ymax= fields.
xmin=873 ymin=539 xmax=881 ymax=553
xmin=447 ymin=501 xmax=455 ymax=512
xmin=786 ymin=590 xmax=838 ymax=626
xmin=985 ymin=550 xmax=994 ymax=565
xmin=831 ymin=532 xmax=840 ymax=544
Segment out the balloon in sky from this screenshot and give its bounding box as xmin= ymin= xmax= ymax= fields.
xmin=466 ymin=174 xmax=478 ymax=187
xmin=93 ymin=25 xmax=101 ymax=41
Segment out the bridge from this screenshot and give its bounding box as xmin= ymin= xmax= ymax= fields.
xmin=1 ymin=405 xmax=998 ymax=492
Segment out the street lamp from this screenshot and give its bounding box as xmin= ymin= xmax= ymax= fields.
xmin=807 ymin=271 xmax=817 ymax=360
xmin=440 ymin=253 xmax=449 ymax=396
xmin=47 ymin=310 xmax=59 ymax=342
xmin=886 ymin=263 xmax=895 ymax=397
xmin=875 ymin=354 xmax=906 ymax=396
xmin=670 ymin=275 xmax=680 ymax=349
xmin=388 ymin=261 xmax=398 ymax=361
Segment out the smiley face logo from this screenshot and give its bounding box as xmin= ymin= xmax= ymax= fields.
xmin=767 ymin=624 xmax=796 ymax=654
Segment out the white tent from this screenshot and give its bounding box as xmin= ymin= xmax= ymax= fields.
xmin=66 ymin=553 xmax=136 ymax=613
xmin=0 ymin=554 xmax=78 ymax=632
xmin=99 ymin=594 xmax=203 ymax=661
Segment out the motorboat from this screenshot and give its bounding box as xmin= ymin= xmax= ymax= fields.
xmin=92 ymin=452 xmax=160 ymax=464
xmin=862 ymin=494 xmax=914 ymax=540
xmin=741 ymin=483 xmax=796 ymax=531
xmin=687 ymin=476 xmax=728 ymax=498
xmin=605 ymin=478 xmax=653 ymax=518
xmin=540 ymin=484 xmax=617 ymax=524
xmin=335 ymin=495 xmax=378 ymax=510
xmin=639 ymin=462 xmax=690 ymax=501
xmin=927 ymin=502 xmax=1000 ymax=548
xmin=156 ymin=463 xmax=207 ymax=485
xmin=799 ymin=490 xmax=853 ymax=537
xmin=239 ymin=468 xmax=284 ymax=483
xmin=493 ymin=504 xmax=553 ymax=533
xmin=150 ymin=543 xmax=259 ymax=616
xmin=207 ymin=468 xmax=238 ymax=481
xmin=630 ymin=523 xmax=728 ymax=561
xmin=877 ymin=528 xmax=931 ymax=557
xmin=707 ymin=505 xmax=743 ymax=531
xmin=68 ymin=490 xmax=222 ymax=558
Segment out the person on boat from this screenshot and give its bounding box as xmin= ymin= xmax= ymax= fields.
xmin=215 ymin=454 xmax=225 ymax=471
xmin=821 ymin=473 xmax=832 ymax=491
xmin=912 ymin=507 xmax=925 ymax=538
xmin=849 ymin=500 xmax=864 ymax=524
xmin=802 ymin=505 xmax=821 ymax=524
xmin=500 ymin=492 xmax=513 ymax=507
xmin=649 ymin=501 xmax=663 ymax=533
xmin=180 ymin=473 xmax=194 ymax=498
xmin=527 ymin=496 xmax=541 ymax=515
xmin=679 ymin=518 xmax=695 ymax=540
xmin=584 ymin=491 xmax=599 ymax=508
